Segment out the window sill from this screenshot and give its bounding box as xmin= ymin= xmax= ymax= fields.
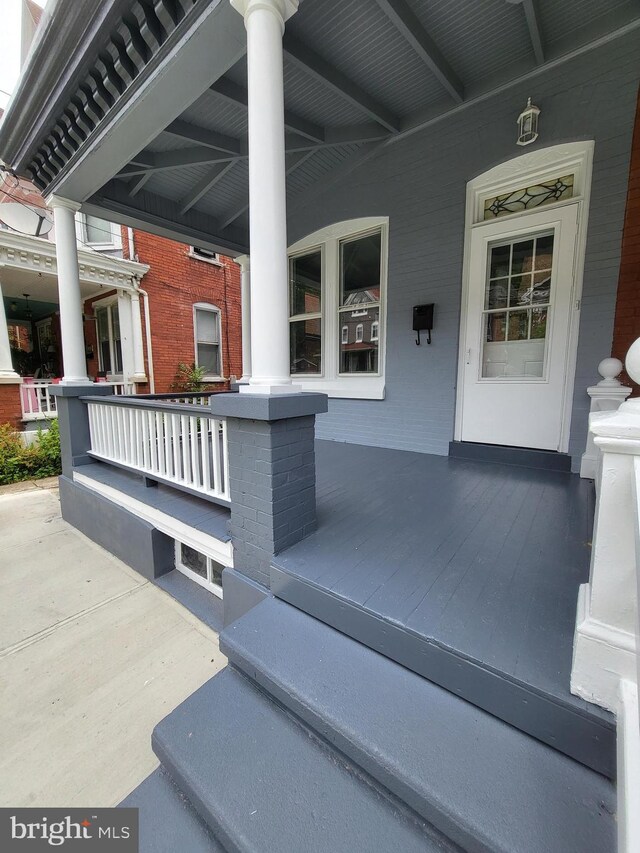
xmin=289 ymin=376 xmax=385 ymax=400
xmin=203 ymin=376 xmax=225 ymax=383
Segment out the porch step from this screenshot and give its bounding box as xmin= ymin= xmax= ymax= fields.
xmin=152 ymin=666 xmax=455 ymax=853
xmin=271 ymin=565 xmax=616 ymax=778
xmin=448 ymin=441 xmax=572 ymax=471
xmin=120 ymin=767 xmax=224 ymax=853
xmin=221 ymin=597 xmax=615 ymax=853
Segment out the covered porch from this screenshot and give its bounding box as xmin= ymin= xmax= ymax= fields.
xmin=1 ymin=0 xmax=639 ymax=850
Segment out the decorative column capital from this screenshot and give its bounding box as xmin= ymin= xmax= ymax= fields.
xmin=45 ymin=194 xmax=82 ymax=213
xmin=234 ymin=254 xmax=250 ymax=272
xmin=230 ymin=0 xmax=298 ymax=28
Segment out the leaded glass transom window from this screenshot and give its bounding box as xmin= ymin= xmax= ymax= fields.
xmin=483 ymin=174 xmax=574 ymax=220
xmin=482 ymin=233 xmax=554 ymax=379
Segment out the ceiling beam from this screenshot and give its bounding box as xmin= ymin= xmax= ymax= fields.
xmin=219 ymin=150 xmax=316 ymax=230
xmin=209 ymin=77 xmax=325 ymax=143
xmin=178 ymin=160 xmax=239 ymax=215
xmin=374 ymin=0 xmax=464 ymax=102
xmin=507 ymin=0 xmax=545 ymax=64
xmin=282 ymin=34 xmax=401 ymax=133
xmin=128 ymin=171 xmax=152 ymax=198
xmin=116 ymin=124 xmax=390 ymax=178
xmin=163 ymin=119 xmax=242 ymax=155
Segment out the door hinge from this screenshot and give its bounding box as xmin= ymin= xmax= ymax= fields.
xmin=574 ymin=299 xmax=581 ymax=310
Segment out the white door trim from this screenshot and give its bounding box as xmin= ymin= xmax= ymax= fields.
xmin=454 ymin=141 xmax=595 ymax=453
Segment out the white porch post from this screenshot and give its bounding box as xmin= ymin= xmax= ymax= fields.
xmin=235 ymin=254 xmax=252 ymax=383
xmin=0 ymin=274 xmax=21 ymax=383
xmin=130 ymin=286 xmax=147 ymax=382
xmin=580 ymin=357 xmax=631 ymax=479
xmin=230 ymin=0 xmax=299 ymax=394
xmin=47 ymin=195 xmax=90 ymax=384
xmin=571 ymin=338 xmax=640 ymax=713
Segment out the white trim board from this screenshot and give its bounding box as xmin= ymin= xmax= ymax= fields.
xmin=73 ymin=470 xmax=234 ymax=568
xmin=454 ymin=141 xmax=594 ymax=454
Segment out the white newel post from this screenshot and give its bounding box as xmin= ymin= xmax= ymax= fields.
xmin=47 ymin=196 xmax=90 ymax=384
xmin=130 ymin=287 xmax=147 ymax=382
xmin=230 ymin=0 xmax=299 ymax=394
xmin=571 ymin=339 xmax=640 ymax=714
xmin=580 ymin=357 xmax=631 ymax=479
xmin=235 ymin=254 xmax=252 ymax=383
xmin=0 ymin=273 xmax=21 ymax=383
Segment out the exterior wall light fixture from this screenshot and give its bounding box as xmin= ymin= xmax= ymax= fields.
xmin=516 ymin=97 xmax=540 ymax=146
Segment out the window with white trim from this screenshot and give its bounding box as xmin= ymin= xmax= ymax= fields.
xmin=79 ymin=214 xmax=121 ymax=249
xmin=288 ymin=218 xmax=388 ymax=399
xmin=175 ymin=542 xmax=224 ymax=598
xmin=190 ymin=246 xmax=222 ymax=264
xmin=194 ymin=304 xmax=222 ymax=378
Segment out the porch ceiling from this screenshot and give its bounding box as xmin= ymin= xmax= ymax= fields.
xmin=1 ymin=0 xmax=638 ymax=254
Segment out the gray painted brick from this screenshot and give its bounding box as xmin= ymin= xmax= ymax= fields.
xmin=284 ymin=33 xmax=640 ymax=469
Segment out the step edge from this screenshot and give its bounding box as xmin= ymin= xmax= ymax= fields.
xmin=221 ymin=631 xmax=497 ymax=853
xmin=270 ymin=566 xmax=616 ymax=778
xmin=152 ymin=668 xmax=456 ymax=853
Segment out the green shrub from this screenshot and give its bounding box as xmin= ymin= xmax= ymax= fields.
xmin=171 ymin=362 xmax=211 ymax=393
xmin=0 ymin=420 xmax=62 ymax=485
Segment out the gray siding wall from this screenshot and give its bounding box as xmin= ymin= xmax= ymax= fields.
xmin=287 ymin=32 xmax=640 ymax=468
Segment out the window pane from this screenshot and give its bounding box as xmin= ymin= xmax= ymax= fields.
xmin=339 ymin=307 xmax=379 ymax=374
xmin=340 ymin=232 xmax=381 ymax=307
xmin=489 ymin=244 xmax=511 ymax=279
xmin=535 ymin=234 xmax=554 ymax=270
xmin=486 ymin=312 xmax=506 ymax=343
xmin=110 ymin=304 xmax=121 ymax=341
xmin=290 ymin=318 xmax=322 ymax=374
xmin=509 ymin=274 xmax=532 ymax=307
xmin=196 ymin=309 xmax=219 ymax=344
xmin=209 ymin=559 xmax=224 ymax=589
xmin=181 ymin=544 xmax=207 ymax=579
xmin=486 ymin=278 xmax=508 ymax=309
xmin=290 ymin=251 xmax=322 ymax=316
xmin=197 ymin=343 xmax=220 ymax=375
xmin=507 ymin=310 xmax=529 ymax=341
xmin=85 ymin=215 xmax=112 ymax=244
xmin=511 ymin=240 xmax=534 ymax=274
xmin=532 ymin=272 xmax=551 ymax=304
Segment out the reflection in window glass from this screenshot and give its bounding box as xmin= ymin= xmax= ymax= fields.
xmin=338 ymin=231 xmax=382 ymax=374
xmin=482 ymin=232 xmax=554 ymax=379
xmin=340 ymin=307 xmax=379 ymax=374
xmin=290 ymin=317 xmax=322 ymax=374
xmin=290 ymin=251 xmax=322 ymax=316
xmin=85 ymin=215 xmax=113 ymax=245
xmin=180 ymin=544 xmax=207 ymax=579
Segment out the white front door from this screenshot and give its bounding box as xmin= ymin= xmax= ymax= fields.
xmin=459 ymin=203 xmax=579 ymax=451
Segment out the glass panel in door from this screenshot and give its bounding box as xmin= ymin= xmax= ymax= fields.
xmin=481 ymin=233 xmax=553 ymax=379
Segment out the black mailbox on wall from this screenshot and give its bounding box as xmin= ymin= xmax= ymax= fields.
xmin=413 ymin=304 xmax=434 ymax=345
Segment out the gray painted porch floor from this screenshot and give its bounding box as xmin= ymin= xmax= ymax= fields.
xmin=274 ymin=440 xmax=609 ymax=724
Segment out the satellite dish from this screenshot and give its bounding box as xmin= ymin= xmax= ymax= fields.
xmin=0 ymin=202 xmax=53 ymax=236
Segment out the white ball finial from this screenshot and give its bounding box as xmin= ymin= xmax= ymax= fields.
xmin=597 ymin=357 xmax=623 ymax=386
xmin=625 ymin=338 xmax=640 ymax=386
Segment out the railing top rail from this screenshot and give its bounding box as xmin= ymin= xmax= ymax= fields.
xmin=80 ymin=395 xmax=219 ymax=418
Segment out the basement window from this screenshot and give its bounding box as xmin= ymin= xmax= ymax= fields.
xmin=175 ymin=542 xmax=224 ymax=597
xmin=189 ymin=246 xmax=223 ymax=265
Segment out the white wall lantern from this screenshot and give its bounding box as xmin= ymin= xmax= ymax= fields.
xmin=516 ymin=97 xmax=540 ymax=146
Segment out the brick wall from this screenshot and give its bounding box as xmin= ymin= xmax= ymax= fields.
xmin=0 ymin=384 xmax=23 ymax=430
xmin=128 ymin=230 xmax=242 ymax=393
xmin=612 ymin=88 xmax=640 ymax=394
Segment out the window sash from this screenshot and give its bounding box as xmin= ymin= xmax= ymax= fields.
xmin=194 ymin=307 xmax=221 ymax=376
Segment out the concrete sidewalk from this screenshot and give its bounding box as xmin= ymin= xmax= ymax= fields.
xmin=0 ymin=482 xmax=227 ymax=807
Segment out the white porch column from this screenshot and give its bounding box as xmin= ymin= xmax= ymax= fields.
xmin=230 ymin=0 xmax=299 ymax=394
xmin=571 ymin=338 xmax=640 ymax=713
xmin=0 ymin=274 xmax=21 ymax=383
xmin=235 ymin=254 xmax=252 ymax=383
xmin=580 ymin=357 xmax=631 ymax=479
xmin=130 ymin=286 xmax=147 ymax=382
xmin=47 ymin=195 xmax=89 ymax=384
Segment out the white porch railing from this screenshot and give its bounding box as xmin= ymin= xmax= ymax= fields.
xmin=20 ymin=380 xmax=134 ymax=421
xmin=84 ymin=398 xmax=229 ymax=504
